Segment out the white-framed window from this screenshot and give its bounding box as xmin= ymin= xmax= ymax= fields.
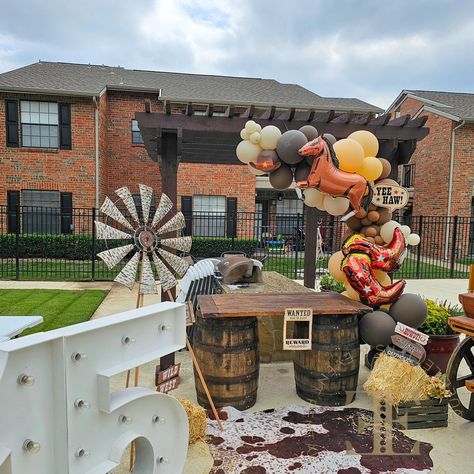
xmin=193 ymin=195 xmax=226 ymax=237
xmin=20 ymin=101 xmax=59 ymax=148
xmin=131 ymin=119 xmax=144 ymax=144
xmin=22 ymin=190 xmax=61 ymax=234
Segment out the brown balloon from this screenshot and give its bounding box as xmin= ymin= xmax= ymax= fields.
xmin=367 ymin=210 xmax=380 ymax=222
xmin=269 ymin=163 xmax=294 ymax=190
xmin=377 ymin=208 xmax=393 ymax=225
xmin=361 ymin=217 xmax=371 ymax=226
xmin=366 ymin=236 xmax=376 ymax=243
xmin=346 ymin=216 xmax=362 ymax=231
xmin=374 ymin=235 xmax=384 ymax=245
xmin=294 ymin=160 xmax=312 ymax=182
xmin=368 ymin=203 xmax=377 ymax=211
xmin=376 ymin=178 xmax=399 ymax=187
xmin=276 ymin=130 xmax=307 ymax=165
xmin=378 ymin=158 xmax=392 ymax=179
xmin=323 ymin=133 xmax=336 ymax=145
xmin=365 ymin=226 xmax=378 ymax=238
xmin=299 ymin=125 xmax=318 ymax=141
xmin=355 ymin=208 xmax=367 ymax=219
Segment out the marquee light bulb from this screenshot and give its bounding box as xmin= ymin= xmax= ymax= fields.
xmin=23 ymin=439 xmax=41 ymax=454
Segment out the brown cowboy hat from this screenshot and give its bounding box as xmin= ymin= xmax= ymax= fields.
xmin=249 ymin=150 xmax=281 ymax=172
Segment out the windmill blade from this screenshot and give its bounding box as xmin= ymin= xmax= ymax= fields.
xmin=100 ymin=197 xmax=134 ymax=230
xmin=139 ymin=184 xmax=153 ymax=224
xmin=160 ymin=236 xmax=192 ymax=253
xmin=115 ymin=186 xmax=140 ymax=224
xmin=157 ymin=212 xmax=186 ymax=235
xmin=97 ymin=244 xmax=134 ymax=269
xmin=151 ymin=193 xmax=173 ymax=228
xmin=140 ymin=254 xmax=158 ymax=295
xmin=152 ymin=251 xmax=177 ymax=292
xmin=95 ymin=221 xmax=131 ymax=240
xmin=158 ymin=248 xmax=190 ymax=276
xmin=114 ymin=251 xmax=140 ymax=290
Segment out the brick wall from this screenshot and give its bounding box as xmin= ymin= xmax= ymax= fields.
xmin=0 ymin=93 xmax=97 ymax=208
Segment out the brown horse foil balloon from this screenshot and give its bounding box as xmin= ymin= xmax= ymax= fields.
xmin=297 ymin=136 xmax=372 ymax=215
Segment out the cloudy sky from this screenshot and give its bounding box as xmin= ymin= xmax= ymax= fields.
xmin=1 ymin=0 xmax=473 ymax=108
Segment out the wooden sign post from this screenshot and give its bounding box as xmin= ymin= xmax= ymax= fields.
xmin=283 ymin=308 xmax=313 ymax=350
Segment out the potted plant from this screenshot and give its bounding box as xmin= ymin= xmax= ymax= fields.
xmin=419 ymin=299 xmax=462 ymax=376
xmin=319 ymin=274 xmax=345 ymax=293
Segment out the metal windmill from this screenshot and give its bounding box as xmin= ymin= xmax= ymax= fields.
xmin=94 ymin=184 xmax=191 ymax=294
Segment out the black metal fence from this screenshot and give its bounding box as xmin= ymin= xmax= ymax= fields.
xmin=0 ymin=205 xmax=472 ymax=281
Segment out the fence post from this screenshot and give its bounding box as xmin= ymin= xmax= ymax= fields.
xmin=15 ymin=204 xmax=20 ymax=280
xmin=231 ymin=211 xmax=237 ymax=250
xmin=450 ymin=215 xmax=458 ymax=278
xmin=294 ymin=213 xmax=301 ymax=280
xmin=416 ymin=215 xmax=423 ymax=279
xmin=91 ymin=207 xmax=96 ymax=281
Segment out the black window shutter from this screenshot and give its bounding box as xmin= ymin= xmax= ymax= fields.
xmin=60 ymin=192 xmax=73 ymax=234
xmin=226 ymin=197 xmax=237 ymax=238
xmin=59 ymin=103 xmax=72 ymax=149
xmin=7 ymin=190 xmax=20 ymax=233
xmin=181 ymin=196 xmax=193 ymax=236
xmin=6 ymin=100 xmax=19 ymax=147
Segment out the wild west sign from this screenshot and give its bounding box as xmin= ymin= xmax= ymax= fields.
xmin=283 ymin=308 xmax=313 ymax=350
xmin=372 ymin=184 xmax=409 ymax=211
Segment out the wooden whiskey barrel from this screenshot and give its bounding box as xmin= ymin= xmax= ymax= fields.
xmin=193 ymin=314 xmax=259 ymax=410
xmin=293 ymin=313 xmax=360 ymax=406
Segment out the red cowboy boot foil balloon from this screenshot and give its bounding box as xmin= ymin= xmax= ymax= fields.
xmin=342 ymin=253 xmax=406 ymax=307
xmin=342 ymin=227 xmax=407 ymax=273
xmin=296 ymin=136 xmax=373 ymax=215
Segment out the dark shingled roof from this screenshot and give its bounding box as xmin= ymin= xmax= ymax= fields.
xmin=404 ymin=90 xmax=474 ymax=121
xmin=0 ymin=61 xmax=382 ymax=113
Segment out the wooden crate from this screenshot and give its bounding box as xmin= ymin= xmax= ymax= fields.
xmin=392 ymin=398 xmax=448 ymax=430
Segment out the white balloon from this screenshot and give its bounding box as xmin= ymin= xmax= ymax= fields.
xmin=247 ymin=163 xmax=265 ymax=176
xmin=236 ymin=140 xmax=261 ymax=164
xmin=249 ymin=131 xmax=261 ymax=144
xmin=245 ymin=120 xmax=261 ymax=134
xmin=323 ymin=195 xmax=350 ymax=216
xmin=380 ymin=220 xmax=402 ymax=243
xmin=240 ymin=129 xmax=249 ymax=140
xmin=259 ymin=125 xmax=282 ymax=150
xmin=304 ymin=188 xmax=325 ymax=208
xmin=407 ymin=233 xmax=421 ymax=246
xmin=400 ymin=225 xmax=411 ymax=239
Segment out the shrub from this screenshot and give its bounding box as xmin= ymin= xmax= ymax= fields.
xmin=419 ymin=299 xmax=456 ymax=335
xmin=319 ymin=273 xmax=345 ymax=293
xmin=190 ymin=237 xmax=259 ymax=259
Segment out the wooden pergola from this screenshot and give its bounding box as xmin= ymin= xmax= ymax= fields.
xmin=136 ymin=102 xmax=429 ymax=291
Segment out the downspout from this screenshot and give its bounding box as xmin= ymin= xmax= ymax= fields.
xmin=93 ymin=96 xmax=100 ymax=208
xmin=444 ymin=119 xmax=465 ymax=259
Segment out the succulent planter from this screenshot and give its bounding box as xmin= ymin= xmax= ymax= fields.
xmin=392 ymin=398 xmax=449 ymax=430
xmin=422 ymin=334 xmax=460 ymax=376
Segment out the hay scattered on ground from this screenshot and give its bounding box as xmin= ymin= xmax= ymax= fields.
xmin=179 ymin=398 xmax=207 ymax=445
xmin=363 ymin=353 xmax=430 ymax=405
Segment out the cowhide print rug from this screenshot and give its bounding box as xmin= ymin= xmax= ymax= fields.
xmin=207 ymin=405 xmax=433 ymax=474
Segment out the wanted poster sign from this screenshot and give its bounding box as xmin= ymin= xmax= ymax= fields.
xmin=283 ymin=308 xmax=313 ymax=350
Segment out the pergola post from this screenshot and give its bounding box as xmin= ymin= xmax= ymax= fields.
xmin=303 ymin=207 xmax=318 ymax=289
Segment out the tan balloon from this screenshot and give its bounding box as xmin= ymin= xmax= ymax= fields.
xmin=378 ymin=158 xmax=392 ymax=179
xmin=324 ymin=195 xmax=350 ymax=216
xmin=247 ymin=163 xmax=265 ymax=176
xmin=304 ymin=188 xmax=325 ymax=208
xmin=236 ymin=140 xmax=261 ymax=163
xmin=328 ymin=251 xmax=346 ymax=282
xmin=259 ymin=125 xmax=281 ymax=150
xmin=380 ymin=220 xmax=401 ymax=243
xmin=357 ymin=156 xmax=383 ymax=181
xmin=374 ymin=270 xmax=391 ymax=286
xmin=348 ymin=130 xmax=379 ymax=157
xmin=344 ymin=282 xmax=361 ymax=301
xmin=333 ymin=138 xmax=365 ymax=172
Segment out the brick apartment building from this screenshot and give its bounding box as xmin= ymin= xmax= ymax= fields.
xmin=388 ymin=90 xmax=474 ymax=218
xmin=0 ymin=61 xmax=381 ymax=236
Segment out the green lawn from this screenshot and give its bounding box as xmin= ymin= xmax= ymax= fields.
xmin=0 ymin=289 xmax=108 ymax=336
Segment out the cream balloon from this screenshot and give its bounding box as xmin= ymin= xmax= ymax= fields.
xmin=380 ymin=220 xmax=402 ymax=243
xmin=328 ymin=251 xmax=346 ymax=282
xmin=245 ymin=120 xmax=261 ymax=134
xmin=333 ymin=138 xmax=365 ymax=172
xmin=407 ymin=233 xmax=421 ymax=246
xmin=324 ymin=195 xmax=350 ymax=216
xmin=304 ymin=188 xmax=325 ymax=208
xmin=348 ymin=130 xmax=379 ymax=157
xmin=247 ymin=163 xmax=265 ymax=176
xmin=259 ymin=125 xmax=282 ymax=150
xmin=240 ymin=129 xmax=249 ymax=140
xmin=236 ymin=140 xmax=261 ymax=164
xmin=249 ymin=131 xmax=261 ymax=144
xmin=400 ymin=225 xmax=411 ymax=239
